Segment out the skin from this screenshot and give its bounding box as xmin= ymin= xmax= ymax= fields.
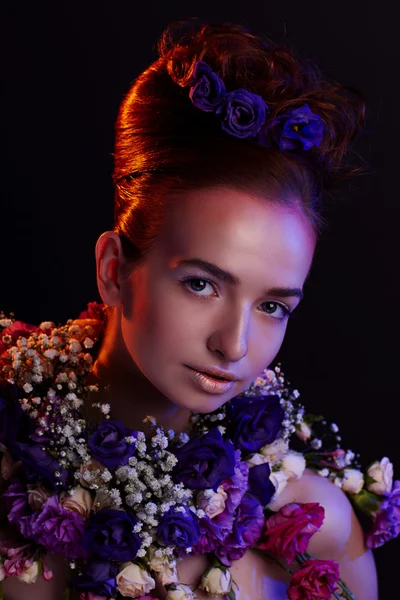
xmin=90 ymin=186 xmax=316 ymax=432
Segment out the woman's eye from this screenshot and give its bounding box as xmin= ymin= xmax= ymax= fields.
xmin=261 ymin=301 xmax=291 ymax=321
xmin=182 ymin=278 xmax=216 ymax=296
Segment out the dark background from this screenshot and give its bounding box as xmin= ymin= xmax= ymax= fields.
xmin=1 ymin=0 xmax=399 ymax=596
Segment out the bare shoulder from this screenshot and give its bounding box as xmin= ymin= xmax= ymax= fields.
xmin=270 ymin=468 xmax=379 ymax=600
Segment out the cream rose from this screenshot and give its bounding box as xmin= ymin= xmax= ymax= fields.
xmin=201 ymin=567 xmax=232 ymax=596
xmin=148 ymin=552 xmax=178 ymax=587
xmin=116 ymin=562 xmax=155 ymax=598
xmin=60 ymin=486 xmax=93 ymax=517
xmin=196 ymin=486 xmax=227 ymax=519
xmin=267 ymin=470 xmax=289 ymax=508
xmin=341 ymin=468 xmax=364 ymax=494
xmin=27 ymin=484 xmax=52 ymax=511
xmin=260 ymin=438 xmax=289 ymax=463
xmin=0 ymin=562 xmax=5 ymax=581
xmin=17 ymin=561 xmax=40 ymax=584
xmin=281 ymin=451 xmax=306 ymax=480
xmin=367 ymin=457 xmax=393 ymax=496
xmin=165 ymin=584 xmax=195 ymax=600
xmin=296 ymin=422 xmax=312 ymax=441
xmin=246 ymin=452 xmax=270 ymax=467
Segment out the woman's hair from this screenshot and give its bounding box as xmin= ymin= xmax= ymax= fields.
xmin=112 ymin=19 xmax=365 ymax=270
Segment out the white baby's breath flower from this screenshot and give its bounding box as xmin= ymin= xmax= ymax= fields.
xmin=310 ymin=438 xmax=322 ymax=450
xmin=318 ymin=468 xmax=329 ymax=477
xmin=40 ymin=321 xmax=54 ymax=330
xmin=296 ymin=422 xmax=312 ymax=441
xmin=23 ymin=383 xmax=33 ymax=393
xmin=44 ymin=348 xmax=59 ymax=360
xmin=69 ymin=340 xmax=82 ymax=353
xmin=83 ymin=337 xmax=94 ymax=348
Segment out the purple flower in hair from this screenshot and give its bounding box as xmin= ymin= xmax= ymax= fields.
xmin=366 ymin=480 xmax=400 ymax=549
xmin=216 ymin=89 xmax=268 ymax=138
xmin=189 ymin=61 xmax=226 ymax=111
xmin=278 ymin=104 xmax=324 ymax=151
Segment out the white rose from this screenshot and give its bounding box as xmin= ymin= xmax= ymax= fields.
xmin=296 ymin=422 xmax=312 ymax=441
xmin=260 ymin=438 xmax=289 ymax=463
xmin=281 ymin=451 xmax=306 ymax=480
xmin=17 ymin=561 xmax=39 ymax=584
xmin=196 ymin=486 xmax=227 ymax=519
xmin=116 ymin=562 xmax=155 ymax=598
xmin=267 ymin=470 xmax=289 ymax=509
xmin=166 ymin=584 xmax=195 ymax=600
xmin=341 ymin=468 xmax=364 ymax=494
xmin=0 ymin=562 xmax=5 ymax=581
xmin=201 ymin=567 xmax=232 ymax=596
xmin=60 ymin=486 xmax=93 ymax=518
xmin=367 ymin=457 xmax=393 ymax=496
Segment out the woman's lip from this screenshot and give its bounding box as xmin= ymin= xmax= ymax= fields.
xmin=185 ymin=366 xmax=236 ymax=394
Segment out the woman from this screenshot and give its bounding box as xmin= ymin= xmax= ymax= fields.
xmin=1 ymin=19 xmax=391 ymax=600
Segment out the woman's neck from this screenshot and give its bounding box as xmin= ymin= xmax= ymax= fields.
xmin=85 ymin=317 xmax=192 ymax=434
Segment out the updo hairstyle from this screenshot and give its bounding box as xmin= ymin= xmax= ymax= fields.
xmin=112 ymin=19 xmax=365 ymax=271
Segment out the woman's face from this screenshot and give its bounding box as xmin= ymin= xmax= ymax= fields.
xmin=119 ymin=187 xmax=316 ymax=414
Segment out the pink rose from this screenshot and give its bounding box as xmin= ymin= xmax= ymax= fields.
xmin=287 ymin=559 xmax=339 ymax=599
xmin=257 ymin=502 xmax=325 ymax=564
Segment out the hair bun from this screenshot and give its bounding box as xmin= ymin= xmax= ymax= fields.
xmin=156 ymin=18 xmax=365 ymax=187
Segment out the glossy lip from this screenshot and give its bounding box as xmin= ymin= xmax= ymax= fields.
xmin=186 ymin=366 xmax=236 ymax=395
xmin=185 ymin=365 xmax=240 ymax=382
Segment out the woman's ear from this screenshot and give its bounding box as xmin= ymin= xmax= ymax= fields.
xmin=95 ymin=231 xmax=127 ymax=307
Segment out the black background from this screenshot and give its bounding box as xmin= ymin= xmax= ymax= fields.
xmin=1 ymin=1 xmax=399 ymax=596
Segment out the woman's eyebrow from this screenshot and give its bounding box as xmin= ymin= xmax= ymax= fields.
xmin=175 ymin=257 xmax=304 ymax=300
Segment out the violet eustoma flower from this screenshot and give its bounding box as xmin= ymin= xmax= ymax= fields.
xmin=173 ymin=428 xmax=236 ymax=491
xmin=189 ymin=61 xmax=226 ymax=111
xmin=366 ymin=480 xmax=400 ymax=548
xmin=278 ymin=104 xmax=324 ymax=151
xmin=158 ymin=505 xmax=201 ymax=549
xmin=71 ymin=559 xmax=119 ymax=597
xmin=88 ymin=420 xmax=136 ymax=469
xmin=216 ymin=89 xmax=268 ymax=138
xmin=227 ymin=394 xmax=284 ymax=454
xmin=248 ymin=462 xmax=276 ymax=506
xmin=83 ymin=509 xmax=142 ymax=562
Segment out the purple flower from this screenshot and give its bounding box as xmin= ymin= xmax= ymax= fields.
xmin=366 ymin=480 xmax=400 ymax=549
xmin=83 ymin=509 xmax=142 ymax=562
xmin=227 ymin=394 xmax=284 ymax=454
xmin=173 ymin=428 xmax=236 ymax=491
xmin=248 ymin=462 xmax=276 ymax=507
xmin=191 ymin=450 xmax=249 ymax=556
xmin=158 ymin=505 xmax=201 ymax=549
xmin=3 ymin=481 xmax=36 ymax=538
xmin=215 ymin=492 xmax=264 ymax=566
xmin=17 ymin=443 xmax=68 ymax=489
xmin=71 ymin=559 xmax=118 ymax=597
xmin=189 ymin=61 xmax=226 ymax=112
xmin=278 ymin=104 xmax=324 ymax=152
xmin=215 ymin=89 xmax=268 ymax=138
xmin=31 ymin=495 xmax=86 ymax=558
xmin=88 ymin=420 xmax=136 ymax=469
